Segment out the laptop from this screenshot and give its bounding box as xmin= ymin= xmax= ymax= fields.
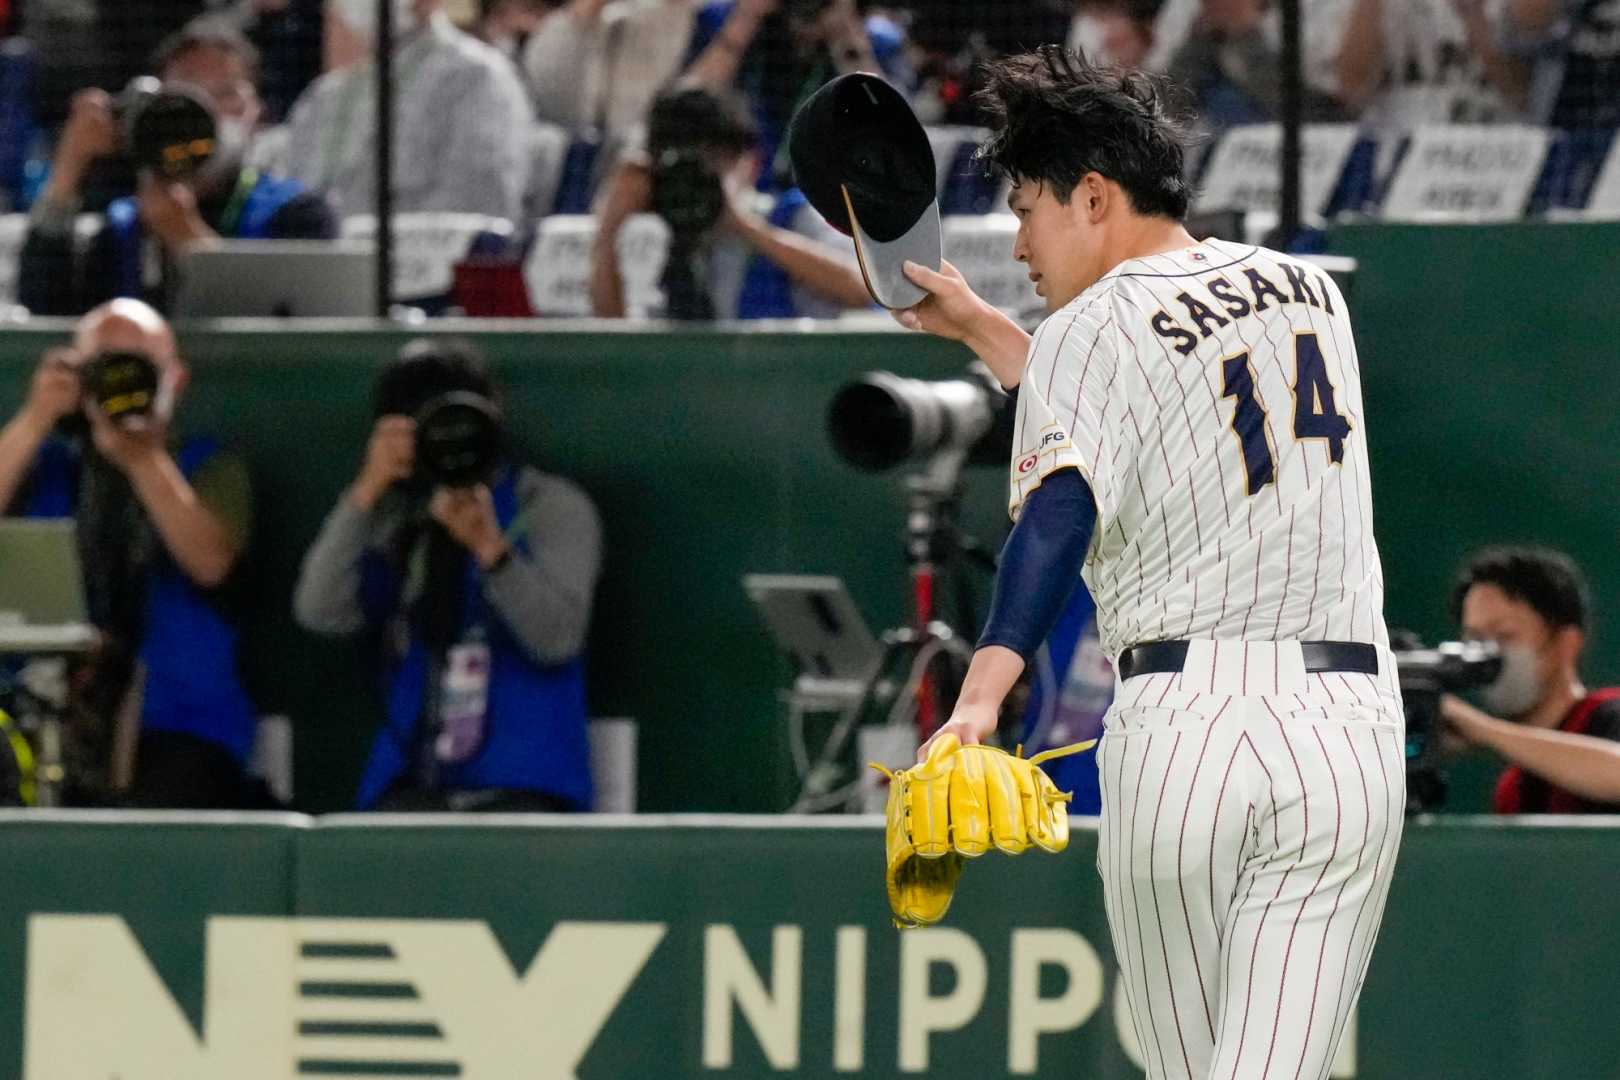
xmin=171 ymin=240 xmax=377 ymax=318
xmin=0 ymin=519 xmax=96 ymax=654
xmin=742 ymin=574 xmax=882 ymax=693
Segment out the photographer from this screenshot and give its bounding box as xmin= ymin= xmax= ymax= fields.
xmin=18 ymin=17 xmax=338 ymax=317
xmin=589 ymin=84 xmax=870 ymax=320
xmin=682 ymin=0 xmax=908 ymax=187
xmin=1443 ymin=547 xmax=1620 ymax=812
xmin=293 ymin=340 xmax=602 ymax=812
xmin=0 ymin=299 xmax=259 ymax=807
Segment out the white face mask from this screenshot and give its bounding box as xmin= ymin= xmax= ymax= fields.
xmin=332 ymin=0 xmax=423 ymax=40
xmin=1478 ymin=643 xmax=1545 ymax=719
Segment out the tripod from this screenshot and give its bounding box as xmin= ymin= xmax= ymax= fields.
xmin=786 ymin=450 xmax=995 ymax=813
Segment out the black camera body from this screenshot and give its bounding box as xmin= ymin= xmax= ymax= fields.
xmin=1392 ymin=636 xmax=1503 ymax=812
xmin=414 ymin=392 xmax=502 ymax=489
xmin=113 ymin=77 xmax=218 ymax=180
xmin=80 ymin=351 xmax=160 ymax=426
xmin=650 ymin=149 xmax=727 ymax=242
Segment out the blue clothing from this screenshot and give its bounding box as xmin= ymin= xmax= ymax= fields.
xmin=736 ymin=186 xmax=809 ymax=319
xmin=978 ymin=468 xmax=1098 ymax=662
xmin=105 ymin=170 xmax=311 ymax=299
xmin=1020 ymin=587 xmax=1108 ymax=816
xmin=21 ymin=435 xmax=259 ymax=761
xmin=353 ymin=467 xmax=592 ymax=810
xmin=687 ymin=2 xmax=909 ymax=189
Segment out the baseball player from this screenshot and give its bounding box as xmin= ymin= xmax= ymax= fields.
xmin=900 ymin=48 xmax=1405 ymax=1080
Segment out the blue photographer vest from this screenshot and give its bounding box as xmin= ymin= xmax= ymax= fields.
xmin=735 ymin=186 xmax=813 ymax=320
xmin=23 ymin=435 xmax=259 ymax=761
xmin=353 ymin=467 xmax=593 ymax=810
xmin=105 ymin=169 xmax=309 ymax=299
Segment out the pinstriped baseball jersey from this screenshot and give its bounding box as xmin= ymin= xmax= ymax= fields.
xmin=1008 ymin=239 xmax=1387 ymax=660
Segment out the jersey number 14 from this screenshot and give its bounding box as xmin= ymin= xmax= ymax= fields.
xmin=1220 ymin=332 xmax=1351 ymax=495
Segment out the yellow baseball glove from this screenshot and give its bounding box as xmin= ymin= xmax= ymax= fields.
xmin=870 ymin=732 xmax=1096 ymax=928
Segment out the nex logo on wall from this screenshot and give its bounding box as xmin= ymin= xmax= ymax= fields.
xmin=23 ymin=916 xmax=1356 ymax=1078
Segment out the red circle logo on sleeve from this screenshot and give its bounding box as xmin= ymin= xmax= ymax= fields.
xmin=1016 ymin=452 xmax=1038 ymax=475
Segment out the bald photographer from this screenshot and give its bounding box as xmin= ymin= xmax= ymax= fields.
xmin=293 ymin=340 xmax=602 ymax=812
xmin=0 ymin=300 xmax=259 ymax=807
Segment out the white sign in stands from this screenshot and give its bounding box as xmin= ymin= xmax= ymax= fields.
xmin=1193 ymin=124 xmax=1360 ymax=219
xmin=941 ymin=214 xmax=1038 ymax=316
xmin=1584 ymin=132 xmax=1620 ymax=220
xmin=524 ymin=214 xmax=670 ymax=318
xmin=1380 ymin=125 xmax=1552 ymax=223
xmin=0 ymin=213 xmax=28 ymax=306
xmin=340 ymin=212 xmax=516 ymax=300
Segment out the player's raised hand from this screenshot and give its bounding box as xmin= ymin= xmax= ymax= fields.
xmin=894 ymin=260 xmax=991 ymax=343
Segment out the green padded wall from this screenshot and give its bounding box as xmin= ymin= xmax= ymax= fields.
xmin=0 ymin=222 xmax=1615 ymax=812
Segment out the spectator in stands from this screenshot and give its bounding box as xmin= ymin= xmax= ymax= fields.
xmin=1335 ymin=0 xmax=1530 ymax=124
xmin=17 ymin=18 xmax=338 ymax=317
xmin=1163 ymin=0 xmax=1355 ymax=126
xmin=470 ymin=0 xmax=557 ymax=61
xmin=1499 ymin=0 xmax=1620 ymax=129
xmin=0 ymin=299 xmax=261 ymax=808
xmin=284 ymin=0 xmax=534 ymax=220
xmin=23 ymin=0 xmax=310 ymax=130
xmin=522 ymin=0 xmax=696 ymax=141
xmin=293 ymin=340 xmax=602 ymax=812
xmin=590 ymin=84 xmax=870 ymax=319
xmin=682 ymin=0 xmax=910 ymax=189
xmin=908 ymin=0 xmax=1078 ymax=125
xmin=1443 ymin=547 xmax=1620 ymax=812
xmin=1070 ymin=0 xmax=1158 ymax=70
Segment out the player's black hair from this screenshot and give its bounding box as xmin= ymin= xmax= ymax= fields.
xmin=647 ymin=83 xmax=761 ymax=162
xmin=153 ymin=15 xmax=262 ymax=85
xmin=973 ymin=44 xmax=1191 ymax=219
xmin=1450 ymin=546 xmax=1592 ymax=634
xmin=373 ymin=338 xmax=499 ymax=420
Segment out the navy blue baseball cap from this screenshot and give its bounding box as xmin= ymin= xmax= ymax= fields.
xmin=787 ymin=73 xmax=941 ymax=310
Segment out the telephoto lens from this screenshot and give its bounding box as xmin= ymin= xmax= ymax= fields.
xmin=114 ymin=77 xmax=218 ymax=180
xmin=414 ymin=392 xmax=502 ymax=489
xmin=80 ymin=351 xmax=160 ymax=426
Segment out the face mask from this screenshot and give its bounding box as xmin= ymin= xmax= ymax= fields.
xmin=332 ymin=0 xmax=422 ymax=39
xmin=1478 ymin=643 xmax=1545 ymax=718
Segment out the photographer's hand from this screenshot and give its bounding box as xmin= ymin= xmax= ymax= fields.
xmin=40 ymin=90 xmax=118 ymax=210
xmin=0 ymin=349 xmax=84 ymax=511
xmin=349 ymin=416 xmax=415 ymax=513
xmin=430 ymin=485 xmax=510 ymax=570
xmin=138 ymin=177 xmax=219 ymax=253
xmin=896 ymin=260 xmax=1031 ymax=389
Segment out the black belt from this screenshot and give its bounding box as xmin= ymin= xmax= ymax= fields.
xmin=1117 ymin=640 xmax=1378 ymax=682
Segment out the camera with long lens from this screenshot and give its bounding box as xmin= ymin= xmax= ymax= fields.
xmin=80 ymin=351 xmax=160 ymax=427
xmin=1392 ymin=636 xmax=1503 ymax=812
xmin=414 ymin=392 xmax=502 ymax=489
xmin=112 ymin=76 xmax=218 ymax=180
xmin=826 ymin=364 xmax=1013 ymax=472
xmin=650 ymin=149 xmax=727 ymax=242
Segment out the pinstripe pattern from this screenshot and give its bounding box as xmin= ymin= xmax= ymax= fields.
xmin=1097 ymin=643 xmax=1405 ymax=1080
xmin=1008 ymin=240 xmax=1387 ymax=662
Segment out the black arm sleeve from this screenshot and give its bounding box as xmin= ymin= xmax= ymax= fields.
xmin=977 ymin=467 xmax=1099 ymax=663
xmin=265 ymin=192 xmax=340 ymax=240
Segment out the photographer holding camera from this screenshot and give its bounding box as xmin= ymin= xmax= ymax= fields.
xmin=293 ymin=340 xmax=602 ymax=812
xmin=682 ymin=0 xmax=908 ymax=186
xmin=18 ymin=17 xmax=338 ymax=317
xmin=0 ymin=299 xmax=260 ymax=807
xmin=1442 ymin=547 xmax=1620 ymax=812
xmin=590 ymin=83 xmax=870 ymax=320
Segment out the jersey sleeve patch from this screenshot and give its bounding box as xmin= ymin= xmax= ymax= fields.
xmin=1007 ymin=302 xmax=1123 ymax=522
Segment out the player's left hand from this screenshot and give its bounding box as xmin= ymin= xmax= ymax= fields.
xmin=917 ymin=702 xmax=999 ymax=763
xmin=430 ymin=484 xmax=510 ymax=570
